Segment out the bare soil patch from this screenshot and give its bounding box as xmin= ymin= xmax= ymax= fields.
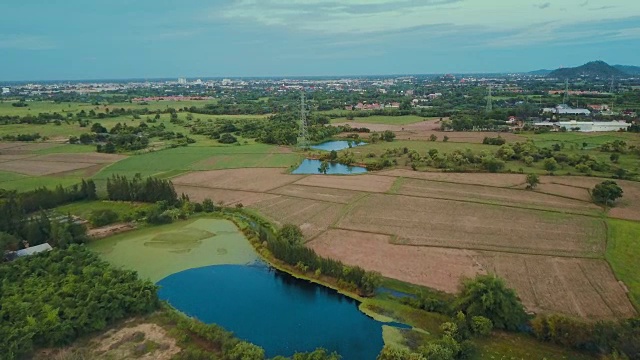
xmin=176 ymin=185 xmax=280 ymax=206
xmin=269 ymin=184 xmax=365 ymax=204
xmin=337 ymin=194 xmax=606 ymax=257
xmin=173 ymin=168 xmax=303 ymax=192
xmin=93 ymin=323 xmax=180 ymax=360
xmin=310 ymin=229 xmax=635 ymax=319
xmin=534 ymin=183 xmax=593 ymax=202
xmin=543 ymin=176 xmax=640 ymax=221
xmin=0 ymin=159 xmax=96 ymax=176
xmin=394 ymin=131 xmax=524 ymax=143
xmin=250 ymin=196 xmax=344 ymax=239
xmin=293 ymin=174 xmax=396 ymax=193
xmin=476 ymin=253 xmax=636 ymax=319
xmin=88 ymin=223 xmax=136 ymax=239
xmin=379 ymin=169 xmax=526 ymax=187
xmin=0 ymin=154 xmax=37 ymax=162
xmin=33 ymin=152 xmax=126 ymax=164
xmin=310 ymin=229 xmax=484 ymax=293
xmin=0 ymin=142 xmax=60 ymax=154
xmin=395 ymin=178 xmax=599 ymax=215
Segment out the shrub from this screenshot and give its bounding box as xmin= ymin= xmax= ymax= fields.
xmin=89 ymin=209 xmax=119 ymax=227
xmin=455 ymin=275 xmax=527 ymax=331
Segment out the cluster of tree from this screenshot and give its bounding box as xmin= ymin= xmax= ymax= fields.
xmin=89 ymin=209 xmax=120 ymax=227
xmin=369 ymin=130 xmax=396 ymax=143
xmin=106 ymin=174 xmax=178 ymax=204
xmin=531 ymin=315 xmax=640 ymax=359
xmin=0 ymin=112 xmax=65 ymax=125
xmin=440 ymin=115 xmax=510 ymax=132
xmin=0 ymin=181 xmax=97 ymax=252
xmin=1 ymin=133 xmax=42 ymax=141
xmin=263 ymin=224 xmax=381 ymax=296
xmin=482 ymin=136 xmax=506 ymax=146
xmin=0 ymin=246 xmax=159 ymax=358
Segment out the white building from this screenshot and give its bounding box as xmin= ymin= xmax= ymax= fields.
xmin=534 ymin=120 xmax=630 ymax=133
xmin=1 ymin=87 xmax=9 ymax=94
xmin=177 ymin=77 xmax=187 ymax=85
xmin=553 ymin=104 xmax=591 ymax=116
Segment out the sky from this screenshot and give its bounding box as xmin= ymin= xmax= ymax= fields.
xmin=1 ymin=0 xmax=639 ymax=80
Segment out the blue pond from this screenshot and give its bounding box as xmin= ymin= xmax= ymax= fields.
xmin=292 ymin=159 xmax=367 ymax=175
xmin=310 ymin=140 xmax=366 ymax=151
xmin=158 ymin=263 xmax=392 ymax=360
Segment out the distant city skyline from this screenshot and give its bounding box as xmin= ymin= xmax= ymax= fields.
xmin=1 ymin=0 xmax=639 ymax=81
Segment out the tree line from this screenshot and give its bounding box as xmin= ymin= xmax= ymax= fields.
xmin=0 ymin=245 xmax=159 ymax=358
xmin=257 ymin=223 xmax=381 ymax=296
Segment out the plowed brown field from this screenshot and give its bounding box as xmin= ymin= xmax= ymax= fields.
xmin=173 ymin=168 xmax=303 ymax=192
xmin=337 ymin=194 xmax=606 ymax=257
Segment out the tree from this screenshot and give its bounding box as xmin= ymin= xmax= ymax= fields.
xmin=219 ymin=133 xmax=238 ymax=144
xmin=592 ymin=181 xmax=623 ymax=206
xmin=202 ymin=198 xmax=216 ymax=212
xmin=382 ymin=130 xmax=396 ymax=142
xmin=610 ymin=153 xmax=620 ymax=163
xmin=525 ymin=173 xmax=540 ymax=190
xmin=89 ymin=209 xmax=119 ymax=227
xmin=329 ymin=150 xmax=338 ymax=161
xmin=90 ymin=122 xmax=107 ymax=133
xmin=318 ymin=160 xmax=329 ymax=175
xmin=227 ymin=341 xmax=265 ymax=360
xmin=443 ymin=135 xmax=449 ymax=142
xmin=278 ymin=224 xmax=304 ymax=246
xmin=481 ymin=157 xmax=505 ymax=173
xmin=455 ymin=275 xmax=528 ymax=331
xmin=543 ymin=158 xmax=558 ymax=173
xmin=429 ymin=134 xmax=438 ymax=142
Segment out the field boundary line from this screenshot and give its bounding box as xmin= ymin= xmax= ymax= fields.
xmin=384 ymin=191 xmax=603 ymax=219
xmin=331 ymin=193 xmax=371 ymax=228
xmin=347 ymin=237 xmax=605 ymax=260
xmin=387 ymin=177 xmax=405 ymax=194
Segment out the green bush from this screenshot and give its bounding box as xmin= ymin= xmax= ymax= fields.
xmin=89 ymin=209 xmax=119 ymax=227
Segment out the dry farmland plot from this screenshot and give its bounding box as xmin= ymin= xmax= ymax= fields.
xmin=309 ymin=229 xmax=635 ymax=318
xmin=0 ymin=159 xmax=98 ymax=176
xmin=395 ymin=178 xmax=600 ymax=215
xmin=250 ymin=196 xmax=344 ymax=239
xmin=173 ymin=168 xmax=304 ymax=192
xmin=309 ymin=229 xmax=484 ymax=293
xmin=336 ymin=194 xmax=606 ymax=257
xmin=174 ymin=185 xmax=279 ymax=206
xmin=269 ymin=184 xmax=365 ymax=204
xmin=33 ymin=153 xmax=126 ymax=164
xmin=534 ymin=183 xmax=593 ymax=202
xmin=476 ymin=253 xmax=636 ymax=319
xmin=379 ymin=169 xmax=526 ymax=187
xmin=293 ymin=174 xmax=396 ymax=193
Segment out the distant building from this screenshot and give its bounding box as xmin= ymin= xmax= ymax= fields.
xmin=552 ymin=104 xmax=591 ymax=116
xmin=587 ymin=104 xmax=610 ymax=112
xmin=5 ymin=243 xmax=53 ymax=261
xmin=177 ymin=77 xmax=187 ymax=85
xmin=1 ymin=87 xmax=9 ymax=94
xmin=534 ymin=120 xmax=630 ymax=132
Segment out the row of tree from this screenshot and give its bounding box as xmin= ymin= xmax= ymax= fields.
xmin=106 ymin=174 xmax=178 ymax=204
xmin=262 ymin=224 xmax=381 ymax=296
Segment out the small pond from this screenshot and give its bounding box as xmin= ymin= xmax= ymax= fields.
xmin=310 ymin=140 xmax=366 ymax=152
xmin=292 ymin=159 xmax=367 ymax=175
xmin=158 ymin=262 xmax=401 ymax=359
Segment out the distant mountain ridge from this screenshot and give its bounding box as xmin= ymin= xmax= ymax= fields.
xmin=547 ymin=61 xmax=629 ymax=78
xmin=614 ymin=64 xmax=640 ymax=75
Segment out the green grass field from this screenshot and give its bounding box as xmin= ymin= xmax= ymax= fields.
xmin=331 ymin=115 xmax=432 ymax=125
xmin=93 ymin=143 xmax=299 ymax=179
xmin=88 ymin=218 xmax=258 ymax=282
xmin=0 ymin=170 xmax=25 ymax=183
xmin=606 ymin=219 xmax=640 ymax=309
xmin=55 ymin=200 xmax=153 ymax=220
xmin=0 ymin=175 xmax=82 ymax=192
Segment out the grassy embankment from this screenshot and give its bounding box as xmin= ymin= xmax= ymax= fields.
xmin=606 ymin=219 xmax=640 ymax=310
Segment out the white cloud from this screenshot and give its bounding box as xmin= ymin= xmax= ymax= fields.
xmin=218 ymin=0 xmax=640 ymax=40
xmin=0 ymin=34 xmax=55 ymax=50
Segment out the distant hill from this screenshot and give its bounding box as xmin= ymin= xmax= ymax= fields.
xmin=547 ymin=61 xmax=628 ymax=79
xmin=528 ymin=69 xmax=552 ymax=76
xmin=614 ymin=65 xmax=640 ymax=75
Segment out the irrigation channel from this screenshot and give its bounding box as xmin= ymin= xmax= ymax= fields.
xmin=92 ymin=217 xmax=409 ymax=359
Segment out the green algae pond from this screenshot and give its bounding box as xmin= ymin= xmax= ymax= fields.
xmin=88 ymin=218 xmax=258 ymax=283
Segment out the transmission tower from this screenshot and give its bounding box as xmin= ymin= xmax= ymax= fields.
xmin=298 ymin=91 xmax=309 ymax=149
xmin=610 ymin=77 xmax=615 ymax=94
xmin=563 ymin=79 xmax=569 ymax=105
xmin=486 ymin=85 xmax=492 ymax=112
